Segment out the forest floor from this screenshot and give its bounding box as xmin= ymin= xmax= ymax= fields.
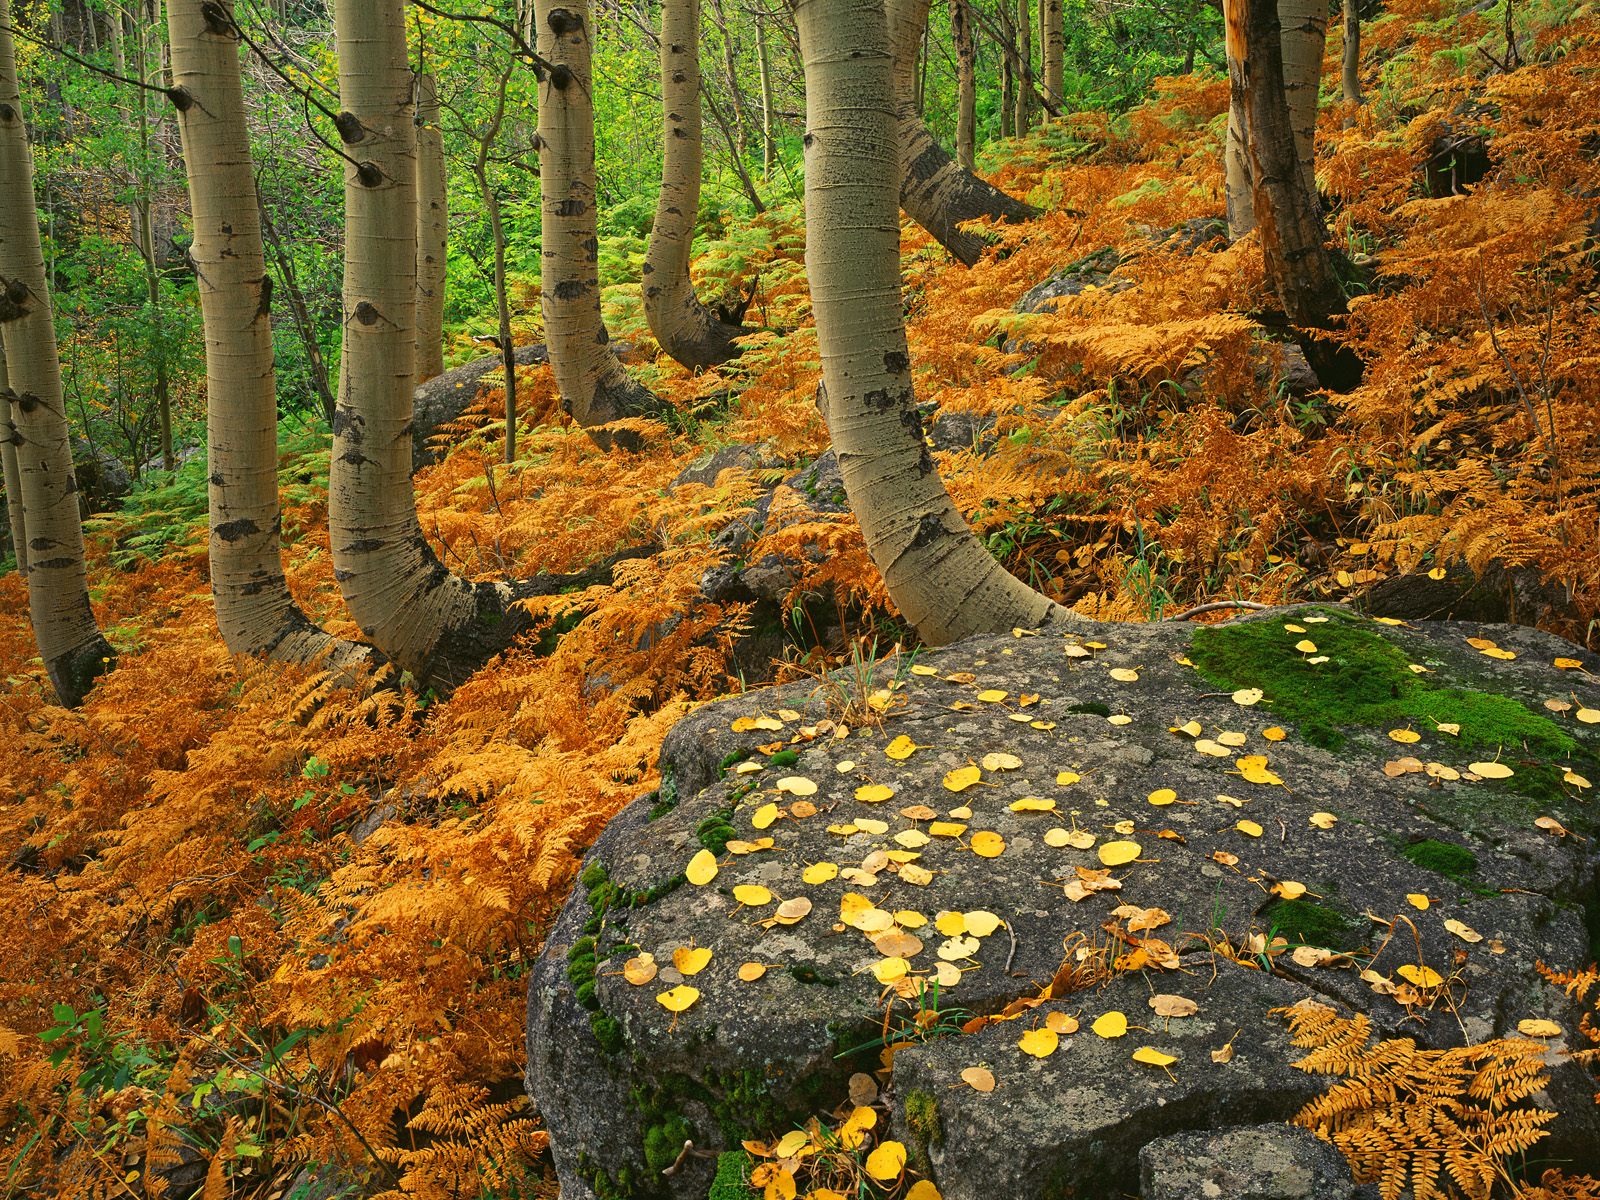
xmin=2 ymin=0 xmax=1599 ymax=1197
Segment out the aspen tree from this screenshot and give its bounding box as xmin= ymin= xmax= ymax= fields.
xmin=166 ymin=0 xmax=375 ymax=670
xmin=1342 ymin=1 xmax=1363 ymax=107
xmin=535 ymin=0 xmax=659 ymax=430
xmin=0 ymin=341 xmax=24 ymax=575
xmin=1043 ymin=0 xmax=1064 ymax=109
xmin=0 ymin=0 xmax=115 ymax=705
xmin=950 ymin=0 xmax=977 ymax=171
xmin=888 ymin=0 xmax=1037 ymax=267
xmin=414 ymin=72 xmax=448 ymax=384
xmin=642 ymin=0 xmax=746 ymax=370
xmin=795 ymin=0 xmax=1072 ymax=644
xmin=1014 ymin=0 xmax=1032 ymax=132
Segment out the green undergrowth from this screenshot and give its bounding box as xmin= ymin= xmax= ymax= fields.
xmin=1401 ymin=838 xmax=1480 ymax=882
xmin=709 ymin=1150 xmax=755 ymax=1199
xmin=1261 ymin=896 xmax=1363 ymax=951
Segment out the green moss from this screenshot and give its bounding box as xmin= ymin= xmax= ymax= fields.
xmin=1261 ymin=897 xmax=1361 ymax=950
xmin=767 ymin=749 xmax=800 ymax=768
xmin=647 ymin=765 xmax=680 ymax=820
xmin=903 ymin=1089 xmax=943 ymax=1175
xmin=718 ymin=749 xmax=752 ymax=777
xmin=1068 ymin=701 xmax=1112 ymax=717
xmin=592 ymin=1014 xmax=624 ymax=1056
xmin=642 ymin=1112 xmax=693 ymax=1173
xmin=1401 ymin=838 xmax=1479 ymax=881
xmin=708 ymin=1151 xmax=755 ymax=1200
xmin=696 ymin=811 xmax=737 ymax=855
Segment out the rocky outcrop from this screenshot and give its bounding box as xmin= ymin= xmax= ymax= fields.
xmin=410 ymin=344 xmax=549 ymax=471
xmin=526 ymin=607 xmax=1600 ymax=1199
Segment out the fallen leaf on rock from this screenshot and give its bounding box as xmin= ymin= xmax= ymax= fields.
xmin=982 ymin=752 xmax=1022 ymax=771
xmin=864 ymin=1142 xmax=907 ymax=1182
xmin=752 ymin=802 xmax=781 ymax=829
xmin=1384 ymin=757 xmax=1425 ymax=777
xmin=1564 ymin=770 xmax=1591 ymax=789
xmin=1406 ymin=893 xmax=1430 ymax=911
xmin=686 ymin=848 xmax=719 ymax=885
xmin=1388 ymin=729 xmax=1421 ymax=744
xmin=1056 ymin=770 xmax=1082 ymax=786
xmin=971 ymin=831 xmax=1007 ymax=858
xmin=776 ymin=776 xmax=816 ymax=796
xmin=855 ymin=783 xmax=895 ymax=803
xmin=1108 ymin=715 xmax=1133 ymax=726
xmin=624 ymin=955 xmax=658 ymax=985
xmin=1045 ymin=1012 xmax=1079 ymax=1034
xmin=1212 ymin=850 xmax=1240 ymax=867
xmin=1011 ymin=796 xmax=1057 ymax=813
xmin=964 ymin=911 xmax=1003 ymax=937
xmin=1554 ymin=658 xmax=1585 ymax=670
xmin=872 ymin=957 xmax=910 ymax=984
xmin=1109 ymin=668 xmax=1140 ymax=682
xmin=960 ymin=1066 xmax=996 ymax=1092
xmin=1534 ymin=816 xmax=1569 ymax=837
xmin=1018 ymin=1028 xmax=1059 ymax=1058
xmin=1091 ymin=1011 xmax=1129 ymax=1038
xmin=1470 ymin=761 xmax=1515 ymax=779
xmin=1211 ymin=1039 xmax=1236 ymax=1064
xmin=1578 ymin=707 xmax=1600 ymax=724
xmin=1194 ymin=739 xmax=1230 ymax=758
xmin=1518 ymin=1019 xmax=1562 ymax=1038
xmin=733 ymin=885 xmax=773 ymax=907
xmin=657 ymin=985 xmax=700 ymax=1012
xmin=1263 ymin=726 xmax=1287 ymax=741
xmin=1147 ymin=788 xmax=1178 ymax=807
xmin=771 ymin=897 xmax=812 ymax=925
xmin=1232 ymin=688 xmax=1264 ymax=706
xmin=1272 ymin=881 xmax=1308 ymax=900
xmin=674 ymin=946 xmax=712 ymax=976
xmin=1235 ymin=819 xmax=1263 ymax=838
xmin=1132 ymin=1046 xmax=1176 ymax=1067
xmin=855 ymin=818 xmax=889 ymax=835
xmin=802 ymin=862 xmax=839 ymax=885
xmin=943 ymin=766 xmax=982 ymax=792
xmin=905 ymin=1181 xmax=942 ymax=1200
xmin=1444 ymin=918 xmax=1483 ymax=943
xmin=1174 ymin=720 xmax=1203 ymax=737
xmin=1396 ymin=963 xmax=1443 ymax=989
xmin=1149 ymin=994 xmax=1197 ymax=1018
xmin=1235 ymin=755 xmax=1283 ymax=786
xmin=1309 ymin=811 xmax=1338 ymax=829
xmin=1098 ymin=840 xmax=1141 ymax=867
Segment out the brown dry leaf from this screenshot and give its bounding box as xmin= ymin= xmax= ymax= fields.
xmin=1517 ymin=1019 xmax=1562 ymax=1038
xmin=1149 ymin=994 xmax=1198 ymax=1019
xmin=1534 ymin=815 xmax=1569 ymax=837
xmin=1443 ymin=918 xmax=1483 ymax=943
xmin=1384 ymin=756 xmax=1425 ymax=777
xmin=960 ymin=1066 xmax=996 ymax=1092
xmin=623 ymin=955 xmax=659 ymax=985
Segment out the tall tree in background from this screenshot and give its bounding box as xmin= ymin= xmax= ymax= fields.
xmin=796 ymin=0 xmax=1071 ymax=644
xmin=1225 ymin=0 xmax=1326 ymax=237
xmin=0 ymin=341 xmax=24 ymax=575
xmin=1013 ymin=0 xmax=1032 ymax=131
xmin=534 ymin=0 xmax=660 ymax=430
xmin=0 ymin=0 xmax=114 ymax=705
xmin=1228 ymin=0 xmax=1363 ymax=390
xmin=643 ymin=0 xmax=747 ymax=369
xmin=950 ymin=0 xmax=977 ymax=170
xmin=888 ymin=0 xmax=1038 ymax=267
xmin=414 ymin=71 xmax=448 ymax=384
xmin=1342 ymin=0 xmax=1363 ymax=107
xmin=1043 ymin=0 xmax=1064 ymax=108
xmin=166 ymin=0 xmax=376 ymax=671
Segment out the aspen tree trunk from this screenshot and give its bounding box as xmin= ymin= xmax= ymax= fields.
xmin=1043 ymin=0 xmax=1064 ymax=109
xmin=0 ymin=343 xmax=25 ymax=575
xmin=794 ymin=0 xmax=1071 ymax=645
xmin=1228 ymin=0 xmax=1362 ymax=391
xmin=757 ymin=15 xmax=775 ymax=180
xmin=889 ymin=0 xmax=1038 ymax=267
xmin=0 ymin=0 xmax=114 ymax=705
xmin=643 ymin=0 xmax=745 ymax=370
xmin=329 ymin=0 xmax=531 ymax=686
xmin=1342 ymin=0 xmax=1363 ymax=107
xmin=534 ymin=0 xmax=660 ymax=429
xmin=167 ymin=0 xmax=375 ymax=671
xmin=261 ymin=202 xmax=336 ymax=422
xmin=1000 ymin=2 xmax=1015 ymax=138
xmin=951 ymin=0 xmax=977 ymax=171
xmin=1014 ymin=0 xmax=1032 ymax=132
xmin=414 ymin=72 xmax=447 ymax=385
xmin=1225 ymin=0 xmax=1324 ymax=238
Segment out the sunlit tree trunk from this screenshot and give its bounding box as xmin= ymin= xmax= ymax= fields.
xmin=999 ymin=2 xmax=1015 ymax=138
xmin=414 ymin=72 xmax=448 ymax=385
xmin=1014 ymin=0 xmax=1032 ymax=132
xmin=644 ymin=0 xmax=744 ymax=370
xmin=534 ymin=0 xmax=660 ymax=430
xmin=1342 ymin=0 xmax=1363 ymax=107
xmin=329 ymin=0 xmax=535 ymax=686
xmin=167 ymin=0 xmax=375 ymax=671
xmin=757 ymin=15 xmax=776 ymax=180
xmin=795 ymin=0 xmax=1071 ymax=645
xmin=1226 ymin=0 xmax=1325 ymax=238
xmin=0 ymin=342 xmax=25 ymax=575
xmin=951 ymin=0 xmax=976 ymax=171
xmin=1043 ymin=0 xmax=1063 ymax=109
xmin=888 ymin=0 xmax=1038 ymax=267
xmin=1228 ymin=0 xmax=1362 ymax=391
xmin=0 ymin=0 xmax=115 ymax=705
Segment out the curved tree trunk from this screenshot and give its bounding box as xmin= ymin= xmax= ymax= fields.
xmin=535 ymin=0 xmax=661 ymax=429
xmin=1 ymin=343 xmax=26 ymax=576
xmin=795 ymin=0 xmax=1072 ymax=645
xmin=1226 ymin=0 xmax=1325 ymax=238
xmin=1042 ymin=0 xmax=1064 ymax=109
xmin=888 ymin=0 xmax=1038 ymax=267
xmin=166 ymin=0 xmax=376 ymax=672
xmin=643 ymin=0 xmax=745 ymax=370
xmin=1342 ymin=1 xmax=1363 ymax=107
xmin=414 ymin=72 xmax=448 ymax=385
xmin=951 ymin=0 xmax=977 ymax=171
xmin=1229 ymin=0 xmax=1363 ymax=392
xmin=0 ymin=0 xmax=115 ymax=706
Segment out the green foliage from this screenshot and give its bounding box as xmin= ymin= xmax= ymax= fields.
xmin=1401 ymin=839 xmax=1480 ymax=882
xmin=1262 ymin=897 xmax=1362 ymax=951
xmin=709 ymin=1151 xmax=755 ymax=1200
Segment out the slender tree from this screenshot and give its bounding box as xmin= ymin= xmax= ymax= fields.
xmin=756 ymin=13 xmax=776 ymax=180
xmin=1042 ymin=0 xmax=1064 ymax=109
xmin=0 ymin=0 xmax=115 ymax=705
xmin=888 ymin=0 xmax=1038 ymax=267
xmin=951 ymin=0 xmax=977 ymax=171
xmin=0 ymin=341 xmax=24 ymax=576
xmin=1014 ymin=0 xmax=1032 ymax=132
xmin=414 ymin=71 xmax=448 ymax=384
xmin=166 ymin=0 xmax=376 ymax=671
xmin=1228 ymin=0 xmax=1363 ymax=390
xmin=534 ymin=0 xmax=660 ymax=430
xmin=643 ymin=0 xmax=746 ymax=370
xmin=999 ymin=0 xmax=1015 ymax=138
xmin=1342 ymin=0 xmax=1363 ymax=108
xmin=795 ymin=0 xmax=1072 ymax=644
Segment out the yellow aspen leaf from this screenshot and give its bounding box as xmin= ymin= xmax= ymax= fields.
xmin=733 ymin=885 xmax=773 ymax=907
xmin=1147 ymin=788 xmax=1178 ymax=806
xmin=960 ymin=1066 xmax=996 ymax=1092
xmin=1235 ymin=756 xmax=1282 ymax=786
xmin=855 ymin=817 xmax=889 ymax=835
xmin=982 ymin=752 xmax=1022 ymax=771
xmin=1263 ymin=726 xmax=1287 ymax=741
xmin=937 ymin=936 xmax=980 ymax=961
xmin=872 ymin=957 xmax=910 ymax=983
xmin=1174 ymin=720 xmax=1203 ymax=737
xmin=1406 ymin=893 xmax=1430 ymax=911
xmin=1112 ymin=819 xmax=1136 ymax=834
xmin=905 ymin=1182 xmax=943 ymax=1200
xmin=1231 ymin=688 xmax=1264 ymax=706
xmin=1091 ymin=1011 xmax=1128 ymax=1038
xmin=1217 ymin=731 xmax=1248 ymax=747
xmin=757 ymin=1167 xmax=795 ymax=1199
xmin=895 ymin=829 xmax=932 ymax=849
xmin=738 ymin=962 xmax=768 ymax=981
xmin=1018 ymin=1028 xmax=1059 ymax=1058
xmin=1271 ymin=881 xmax=1307 ymax=900
xmin=1212 ymin=850 xmax=1239 ymax=867
xmin=751 ymin=802 xmax=781 ymax=829
xmin=944 ymin=672 xmax=977 ymax=684
xmin=963 ymin=911 xmax=1002 ymax=937
xmin=1211 ymin=1040 xmax=1236 ymax=1064
xmin=1056 ymin=770 xmax=1082 ymax=785
xmin=844 ymin=1106 xmax=877 ymax=1132
xmin=734 ymin=761 xmax=764 ymax=775
xmin=1425 ymin=762 xmax=1460 ymax=781
xmin=943 ymin=766 xmax=982 ymax=792
xmin=1444 ymin=918 xmax=1483 ymax=943
xmin=977 ymin=689 xmax=1008 ymax=703
xmin=674 ymin=946 xmax=712 ymax=975
xmin=727 ymin=837 xmax=776 ymax=855
xmin=1388 ymin=729 xmax=1421 ymax=744
xmin=1194 ymin=739 xmax=1230 ymax=757
xmin=929 ymin=821 xmax=967 ymax=838
xmin=1108 ymin=668 xmax=1140 ymax=682
xmin=1149 ymin=994 xmax=1197 ymax=1018
xmin=802 ymin=862 xmax=839 ymax=885
xmin=1010 ymin=796 xmax=1056 ymax=813
xmin=1108 ymin=714 xmax=1133 ymax=726
xmin=885 ymin=735 xmax=918 ymax=760
xmin=1554 ymin=657 xmax=1584 ymax=669
xmin=1309 ymin=811 xmax=1338 ymax=829
xmin=971 ymin=831 xmax=1006 ymax=858
xmin=895 ymin=910 xmax=928 ymax=928
xmin=854 ymin=783 xmax=895 ymax=803
xmin=1384 ymin=756 xmax=1424 ymax=777
xmin=1063 ymin=644 xmax=1092 ymax=658
xmin=1098 ymin=841 xmax=1141 ymax=866
xmin=934 ymin=910 xmax=967 ymax=936
xmin=1518 ymin=1019 xmax=1562 ymax=1038
xmin=1470 ymin=761 xmax=1515 ymax=779
xmin=910 ymin=663 xmax=938 ymax=676
xmin=1482 ymin=647 xmax=1517 ymax=660
xmin=773 ymin=1131 xmax=810 ymax=1159
xmin=686 ymin=849 xmax=719 ymax=886
xmin=864 ymin=1142 xmax=907 ymax=1183
xmin=657 ymin=985 xmax=700 ymax=1012
xmin=1283 ymin=623 xmax=1307 ymax=633
xmin=776 ymin=776 xmax=816 ymax=796
xmin=1435 ymin=722 xmax=1460 ymax=736
xmin=898 ymin=863 xmax=935 ymax=886
xmin=1564 ymin=770 xmax=1591 ymax=788
xmin=772 ymin=897 xmax=812 ymax=925
xmin=1578 ymin=708 xmax=1600 ymax=724
xmin=1294 ymin=640 xmax=1318 ymax=654
xmin=1132 ymin=1046 xmax=1177 ymax=1067
xmin=1235 ymin=819 xmax=1263 ymax=838
xmin=851 ymin=908 xmax=895 ymax=933
xmin=1045 ymin=1012 xmax=1079 ymax=1034
xmin=623 ymin=955 xmax=658 ymax=985
xmin=1030 ymin=720 xmax=1056 ymax=730
xmin=836 ymin=760 xmax=856 ymax=772
xmin=1535 ymin=816 xmax=1569 ymax=837
xmin=1396 ymin=964 xmax=1443 ymax=989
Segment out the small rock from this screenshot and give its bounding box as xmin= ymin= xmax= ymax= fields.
xmin=1139 ymin=1124 xmax=1356 ymax=1200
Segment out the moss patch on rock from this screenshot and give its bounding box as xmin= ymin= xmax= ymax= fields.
xmin=1401 ymin=838 xmax=1479 ymax=881
xmin=903 ymin=1088 xmax=944 ymax=1175
xmin=1260 ymin=897 xmax=1362 ymax=951
xmin=708 ymin=1151 xmax=754 ymax=1199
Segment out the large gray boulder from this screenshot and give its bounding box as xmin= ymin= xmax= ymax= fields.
xmin=526 ymin=607 xmax=1600 ymax=1200
xmin=1138 ymin=1124 xmax=1364 ymax=1200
